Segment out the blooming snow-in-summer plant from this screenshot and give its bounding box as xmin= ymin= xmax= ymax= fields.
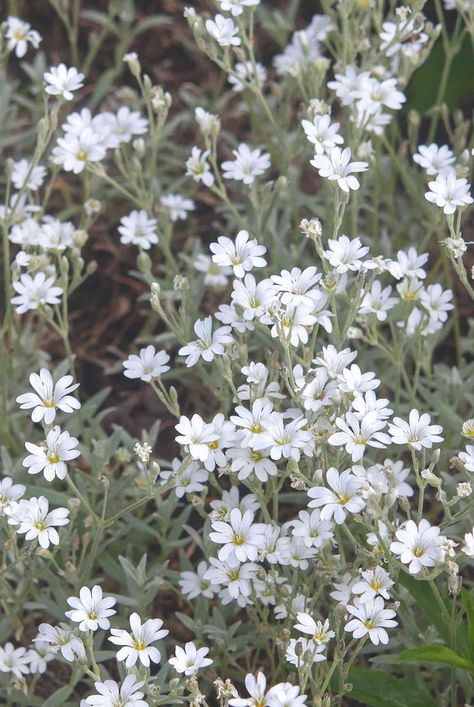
xmin=0 ymin=1 xmax=474 ymax=706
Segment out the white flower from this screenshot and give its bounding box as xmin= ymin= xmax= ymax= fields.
xmin=229 ymin=672 xmax=268 ymax=706
xmin=109 ymin=612 xmax=168 ymax=667
xmin=160 ymin=193 xmax=195 ymax=221
xmin=359 ymin=280 xmax=398 ymax=321
xmin=291 ymin=509 xmax=334 ymax=549
xmin=324 ymin=235 xmax=369 ymax=273
xmin=0 ymin=643 xmax=30 ymax=678
xmin=34 ymin=623 xmax=85 ymax=662
xmin=179 ymin=316 xmax=233 ymax=367
xmin=194 ymin=253 xmax=231 ymax=287
xmin=221 ymin=144 xmax=271 ymax=184
xmin=269 ymin=302 xmax=317 ymax=347
xmin=209 ymin=508 xmax=265 ymax=562
xmin=307 ymin=467 xmax=365 ymax=524
xmin=425 ymin=173 xmax=473 ymax=214
xmin=338 ymin=364 xmax=380 ymax=394
xmin=23 ymin=426 xmax=80 ymax=481
xmin=252 ymin=414 xmax=313 ymax=461
xmin=419 ymin=284 xmax=453 ymax=322
xmin=329 ymin=412 xmax=390 ymax=462
xmin=351 ymin=391 xmax=393 ymax=421
xmin=118 ymin=210 xmax=158 ymax=250
xmin=204 ymin=557 xmax=259 ymax=600
xmin=123 ymin=346 xmax=170 ymax=381
xmin=6 ymin=16 xmax=41 ymax=57
xmin=285 ymin=638 xmax=326 ymax=666
xmin=83 ymin=675 xmax=148 ymax=707
xmin=160 ymin=458 xmax=208 ymax=497
xmin=186 ymin=147 xmax=214 ymax=186
xmin=28 ymin=643 xmax=55 ymax=674
xmin=388 ymin=247 xmax=428 ymax=280
xmin=175 ymin=414 xmax=218 ymax=462
xmin=17 ymin=369 xmax=80 ymax=424
xmin=313 ymin=344 xmax=356 ymax=377
xmin=0 ymin=476 xmax=26 ymax=514
xmin=302 ymin=114 xmax=343 ymax=155
xmin=352 ymin=566 xmax=394 ymax=603
xmin=266 ymin=683 xmax=307 ymax=707
xmin=271 ymin=266 xmax=322 ymax=306
xmin=459 ymin=445 xmax=474 ymax=472
xmin=294 ymin=614 xmax=335 ymax=645
xmin=66 ymin=585 xmax=116 ymax=632
xmin=389 ymin=409 xmax=443 ymax=450
xmin=7 ymin=496 xmax=69 ymax=548
xmin=52 ymin=128 xmax=106 ymax=173
xmin=310 ymin=146 xmax=368 ymax=192
xmin=390 ymin=519 xmax=446 ymax=574
xmin=206 ymin=14 xmax=241 ymax=46
xmin=11 ymin=160 xmax=47 ymax=191
xmin=328 ymin=66 xmax=372 ymax=106
xmin=231 ymin=274 xmax=275 ymax=320
xmin=229 ymin=60 xmax=267 ymax=91
xmin=218 ymin=0 xmax=260 ymax=16
xmin=44 ymin=64 xmax=84 ymax=100
xmin=462 ymin=527 xmax=474 ymax=558
xmin=179 ymin=561 xmax=219 ymax=600
xmin=345 ymin=597 xmax=397 ymax=645
xmin=413 ymin=144 xmax=455 ymax=176
xmin=169 ymin=642 xmax=213 ymax=675
xmin=211 ymin=230 xmax=267 ymax=277
xmin=11 ymin=272 xmax=63 ymax=314
xmin=227 ymin=442 xmax=278 ymax=482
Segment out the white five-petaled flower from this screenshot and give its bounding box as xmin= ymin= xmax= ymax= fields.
xmin=6 ymin=496 xmax=69 ymax=548
xmin=34 ymin=623 xmax=85 ymax=662
xmin=389 ymin=409 xmax=443 ymax=450
xmin=123 ymin=346 xmax=170 ymax=382
xmin=6 ymin=16 xmax=41 ymax=58
xmin=11 ymin=272 xmax=63 ymax=314
xmin=390 ymin=519 xmax=446 ymax=574
xmin=23 ymin=426 xmax=80 ymax=481
xmin=221 ymin=144 xmax=271 ymax=185
xmin=109 ymin=612 xmax=168 ymax=667
xmin=307 ymin=467 xmax=365 ymax=524
xmin=229 ymin=671 xmax=268 ymax=706
xmin=160 ymin=193 xmax=195 ymax=221
xmin=294 ymin=614 xmax=335 ymax=645
xmin=206 ymin=14 xmax=241 ymax=46
xmin=210 ymin=230 xmax=267 ymax=278
xmin=186 ymin=146 xmax=215 ymax=186
xmin=16 ymin=369 xmax=80 ymax=424
xmin=459 ymin=445 xmax=474 ymax=472
xmin=345 ymin=597 xmax=397 ymax=645
xmin=413 ymin=144 xmax=455 ymax=176
xmin=169 ymin=641 xmax=213 ymax=675
xmin=424 ymin=173 xmax=473 ymax=215
xmin=302 ymin=114 xmax=343 ymax=155
xmin=0 ymin=643 xmax=31 ymax=678
xmin=44 ymin=64 xmax=84 ymax=100
xmin=118 ymin=210 xmax=158 ymax=250
xmin=352 ymin=566 xmax=394 ymax=603
xmin=0 ymin=476 xmax=26 ymax=514
xmin=175 ymin=414 xmax=218 ymax=462
xmin=324 ymin=235 xmax=369 ymax=273
xmin=65 ymin=585 xmax=117 ymax=632
xmin=209 ymin=508 xmax=266 ymax=562
xmin=179 ymin=316 xmax=233 ymax=367
xmin=51 ymin=128 xmax=106 ymax=173
xmin=11 ymin=160 xmax=47 ymax=191
xmin=83 ymin=675 xmax=147 ymax=707
xmin=310 ymin=146 xmax=368 ymax=192
xmin=328 ymin=411 xmax=391 ymax=462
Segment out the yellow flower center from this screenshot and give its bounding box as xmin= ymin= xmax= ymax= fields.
xmin=34 ymin=521 xmax=46 ymax=531
xmin=47 ymin=452 xmax=61 ymax=464
xmin=233 ymin=533 xmax=245 ymax=545
xmin=208 ymin=440 xmax=219 ymax=450
xmin=414 ymin=547 xmax=424 ymax=558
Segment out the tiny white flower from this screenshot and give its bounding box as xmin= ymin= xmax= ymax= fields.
xmin=169 ymin=641 xmax=213 ymax=675
xmin=210 ymin=230 xmax=267 ymax=277
xmin=209 ymin=508 xmax=266 ymax=562
xmin=221 ymin=144 xmax=271 ymax=184
xmin=206 ymin=14 xmax=241 ymax=47
xmin=390 ymin=519 xmax=447 ymax=574
xmin=11 ymin=272 xmax=63 ymax=314
xmin=389 ymin=409 xmax=443 ymax=450
xmin=23 ymin=426 xmax=80 ymax=481
xmin=345 ymin=597 xmax=397 ymax=645
xmin=425 ymin=173 xmax=473 ymax=214
xmin=118 ymin=210 xmax=158 ymax=250
xmin=307 ymin=467 xmax=365 ymax=524
xmin=16 ymin=369 xmax=80 ymax=424
xmin=311 ymin=146 xmax=368 ymax=192
xmin=65 ymin=585 xmax=116 ymax=632
xmin=7 ymin=496 xmax=69 ymax=548
xmin=83 ymin=675 xmax=147 ymax=707
xmin=160 ymin=193 xmax=195 ymax=221
xmin=179 ymin=316 xmax=233 ymax=367
xmin=109 ymin=612 xmax=168 ymax=667
xmin=123 ymin=346 xmax=170 ymax=381
xmin=44 ymin=64 xmax=84 ymax=100
xmin=6 ymin=16 xmax=41 ymax=57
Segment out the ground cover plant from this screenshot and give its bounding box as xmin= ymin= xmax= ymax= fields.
xmin=0 ymin=0 xmax=474 ymax=705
